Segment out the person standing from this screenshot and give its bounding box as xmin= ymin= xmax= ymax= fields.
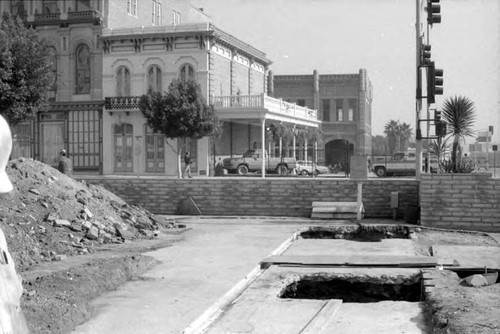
xmin=183 ymin=151 xmax=192 ymax=178
xmin=58 ymin=149 xmax=73 ymax=177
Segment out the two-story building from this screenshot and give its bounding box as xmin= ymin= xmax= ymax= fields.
xmin=2 ymin=0 xmax=320 ymax=176
xmin=271 ymin=69 xmax=373 ymax=168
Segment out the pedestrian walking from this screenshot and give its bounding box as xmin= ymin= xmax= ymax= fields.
xmin=183 ymin=151 xmax=192 ymax=178
xmin=58 ymin=149 xmax=73 ymax=177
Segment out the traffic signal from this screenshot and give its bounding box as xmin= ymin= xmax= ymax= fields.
xmin=427 ymin=0 xmax=441 ymax=25
xmin=435 ymin=121 xmax=447 ymax=137
xmin=421 ymin=44 xmax=432 ymax=66
xmin=434 ymin=109 xmax=441 ymax=122
xmin=427 ymin=61 xmax=443 ymax=104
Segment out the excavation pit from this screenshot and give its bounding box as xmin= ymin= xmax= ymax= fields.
xmin=280 ymin=274 xmax=423 ymax=302
xmin=300 ymin=225 xmax=411 ymax=242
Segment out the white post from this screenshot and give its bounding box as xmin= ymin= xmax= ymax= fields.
xmin=357 ymin=182 xmax=363 ymax=222
xmin=261 ymin=117 xmax=266 ymax=178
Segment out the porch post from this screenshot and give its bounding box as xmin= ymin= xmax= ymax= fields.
xmin=292 ymin=125 xmax=296 ymax=159
xmin=304 ymin=138 xmax=308 ymax=162
xmin=261 ymin=117 xmax=266 ymax=178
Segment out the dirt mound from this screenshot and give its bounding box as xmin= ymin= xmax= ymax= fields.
xmin=0 ymin=158 xmax=179 ymax=273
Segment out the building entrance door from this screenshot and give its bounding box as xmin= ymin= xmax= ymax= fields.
xmin=41 ymin=121 xmax=65 ymax=167
xmin=113 ymin=123 xmax=133 ymax=172
xmin=145 ymin=127 xmax=165 ymax=173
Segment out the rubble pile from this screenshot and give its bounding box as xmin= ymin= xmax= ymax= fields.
xmin=0 ymin=158 xmax=177 ymax=272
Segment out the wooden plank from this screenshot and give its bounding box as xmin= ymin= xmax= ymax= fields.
xmin=300 ymin=299 xmax=343 ymax=334
xmin=432 ymin=245 xmax=500 ymax=269
xmin=261 ymin=255 xmax=443 ymax=268
xmin=312 ymin=201 xmax=358 ymax=207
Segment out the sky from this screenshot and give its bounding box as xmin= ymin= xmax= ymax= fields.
xmin=192 ymin=0 xmax=499 ymax=141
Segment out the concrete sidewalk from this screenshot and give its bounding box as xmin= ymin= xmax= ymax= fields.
xmin=72 ymin=217 xmax=315 ymax=334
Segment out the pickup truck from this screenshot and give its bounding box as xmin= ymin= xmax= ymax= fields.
xmin=223 ymin=149 xmax=296 ymax=175
xmin=372 ymin=151 xmax=437 ymax=177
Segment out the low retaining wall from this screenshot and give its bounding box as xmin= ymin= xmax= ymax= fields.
xmin=80 ymin=176 xmax=418 ymax=219
xmin=420 ymin=173 xmax=500 ymax=232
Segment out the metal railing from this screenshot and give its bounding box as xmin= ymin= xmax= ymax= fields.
xmin=211 ymin=94 xmax=318 ymax=121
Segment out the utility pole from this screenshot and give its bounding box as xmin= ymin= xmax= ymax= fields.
xmin=415 ymin=0 xmax=423 ymax=179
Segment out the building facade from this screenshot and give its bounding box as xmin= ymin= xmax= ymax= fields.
xmin=3 ymin=0 xmax=318 ymax=176
xmin=271 ymin=69 xmax=373 ymax=167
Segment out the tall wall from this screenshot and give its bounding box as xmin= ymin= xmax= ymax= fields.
xmin=420 ymin=173 xmax=500 ymax=232
xmin=80 ymin=177 xmax=419 ymax=218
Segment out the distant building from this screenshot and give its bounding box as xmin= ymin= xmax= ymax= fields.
xmin=271 ymin=69 xmax=373 ymax=167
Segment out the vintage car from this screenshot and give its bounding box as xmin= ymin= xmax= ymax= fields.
xmin=223 ymin=149 xmax=296 ymax=175
xmin=296 ymin=160 xmax=329 ymax=176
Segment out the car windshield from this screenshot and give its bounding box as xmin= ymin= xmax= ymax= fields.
xmin=243 ymin=150 xmax=256 ymax=158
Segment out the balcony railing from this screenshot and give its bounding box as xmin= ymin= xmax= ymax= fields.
xmin=68 ymin=10 xmax=102 ymax=24
xmin=211 ymin=94 xmax=318 ymax=121
xmin=105 ymin=96 xmax=141 ymax=110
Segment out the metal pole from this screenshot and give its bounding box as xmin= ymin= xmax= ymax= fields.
xmin=415 ymin=0 xmax=423 ymax=179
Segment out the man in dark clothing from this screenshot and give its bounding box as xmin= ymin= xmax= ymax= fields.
xmin=183 ymin=151 xmax=192 ymax=178
xmin=58 ymin=149 xmax=73 ymax=177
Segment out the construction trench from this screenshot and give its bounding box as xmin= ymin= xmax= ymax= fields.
xmin=185 ymin=224 xmax=500 ymax=334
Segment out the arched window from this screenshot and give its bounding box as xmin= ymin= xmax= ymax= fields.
xmin=180 ymin=64 xmax=194 ymax=82
xmin=148 ymin=65 xmax=162 ymax=92
xmin=46 ymin=46 xmax=57 ymax=95
xmin=75 ymin=44 xmax=91 ymax=94
xmin=116 ymin=66 xmax=131 ymax=96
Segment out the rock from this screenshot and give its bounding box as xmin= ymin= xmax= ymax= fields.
xmin=86 ymin=226 xmax=99 ymax=240
xmin=83 ymin=207 xmax=94 ymax=219
xmin=41 ymin=202 xmax=49 ymax=208
xmin=45 ymin=213 xmax=58 ymax=222
xmin=115 ymin=225 xmax=134 ymax=240
xmin=464 ymin=274 xmax=489 ymax=287
xmin=29 ymin=189 xmax=41 ymax=195
xmin=69 ymin=223 xmax=82 ymax=232
xmin=54 ymin=254 xmax=67 ymax=261
xmin=82 ymin=221 xmax=93 ymax=231
xmin=53 ymin=219 xmax=71 ymax=227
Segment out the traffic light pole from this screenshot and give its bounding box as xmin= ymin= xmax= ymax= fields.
xmin=415 ymin=0 xmax=423 ymax=179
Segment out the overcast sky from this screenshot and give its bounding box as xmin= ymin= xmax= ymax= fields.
xmin=192 ymin=0 xmax=499 ymax=141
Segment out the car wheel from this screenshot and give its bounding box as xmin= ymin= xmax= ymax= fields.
xmin=277 ymin=165 xmax=288 ymax=175
xmin=300 ymin=170 xmax=309 ymax=176
xmin=314 ymin=169 xmax=320 ymax=175
xmin=375 ymin=167 xmax=386 ymax=177
xmin=237 ymin=164 xmax=249 ymax=175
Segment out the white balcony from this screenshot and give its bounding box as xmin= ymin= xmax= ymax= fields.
xmin=212 ymin=94 xmax=320 ymax=128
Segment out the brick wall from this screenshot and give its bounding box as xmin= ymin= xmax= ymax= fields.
xmin=420 ymin=174 xmax=500 ymax=232
xmin=80 ymin=177 xmax=418 ymax=218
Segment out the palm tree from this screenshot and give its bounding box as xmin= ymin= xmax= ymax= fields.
xmin=397 ymin=122 xmax=413 ymax=152
xmin=441 ymin=95 xmax=476 ymax=172
xmin=384 ymin=120 xmax=399 ymax=155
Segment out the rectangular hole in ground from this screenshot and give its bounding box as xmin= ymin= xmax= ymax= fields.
xmin=300 ymin=225 xmax=411 ymax=242
xmin=280 ymin=274 xmax=423 ymax=302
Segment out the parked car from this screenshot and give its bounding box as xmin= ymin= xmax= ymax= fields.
xmin=296 ymin=160 xmax=329 ymax=176
xmin=223 ymin=149 xmax=296 ymax=175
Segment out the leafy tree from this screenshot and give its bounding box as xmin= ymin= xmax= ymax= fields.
xmin=0 ymin=13 xmax=51 ymax=126
xmin=441 ymin=95 xmax=476 ymax=172
xmin=138 ymin=79 xmax=222 ymax=177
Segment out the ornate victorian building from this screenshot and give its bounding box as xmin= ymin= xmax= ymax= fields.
xmin=2 ymin=0 xmax=320 ymax=176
